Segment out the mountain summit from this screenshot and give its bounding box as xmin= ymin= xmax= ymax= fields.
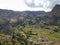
xmin=51 ymin=5 xmax=60 ymax=17
xmin=45 ymin=5 xmax=60 ymax=25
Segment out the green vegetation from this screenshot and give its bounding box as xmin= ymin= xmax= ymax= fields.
xmin=0 ymin=5 xmax=60 ymax=45
xmin=0 ymin=15 xmax=60 ymax=45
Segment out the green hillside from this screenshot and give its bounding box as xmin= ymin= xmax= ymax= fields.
xmin=0 ymin=5 xmax=60 ymax=45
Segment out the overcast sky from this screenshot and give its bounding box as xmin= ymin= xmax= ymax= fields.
xmin=0 ymin=0 xmax=60 ymax=12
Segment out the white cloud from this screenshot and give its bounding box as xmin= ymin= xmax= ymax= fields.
xmin=24 ymin=0 xmax=52 ymax=11
xmin=34 ymin=0 xmax=41 ymax=6
xmin=26 ymin=0 xmax=32 ymax=4
xmin=0 ymin=0 xmax=30 ymax=11
xmin=0 ymin=0 xmax=60 ymax=12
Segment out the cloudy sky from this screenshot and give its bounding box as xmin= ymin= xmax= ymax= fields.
xmin=0 ymin=0 xmax=60 ymax=12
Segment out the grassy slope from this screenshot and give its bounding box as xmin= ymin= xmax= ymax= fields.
xmin=0 ymin=25 xmax=60 ymax=45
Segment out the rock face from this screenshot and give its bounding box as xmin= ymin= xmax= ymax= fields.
xmin=50 ymin=5 xmax=60 ymax=25
xmin=44 ymin=5 xmax=60 ymax=25
xmin=51 ymin=5 xmax=60 ymax=17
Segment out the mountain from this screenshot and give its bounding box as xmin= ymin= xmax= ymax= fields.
xmin=0 ymin=9 xmax=47 ymax=24
xmin=44 ymin=5 xmax=60 ymax=26
xmin=0 ymin=5 xmax=60 ymax=26
xmin=0 ymin=5 xmax=60 ymax=45
xmin=51 ymin=5 xmax=60 ymax=17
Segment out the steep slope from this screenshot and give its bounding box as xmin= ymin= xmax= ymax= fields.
xmin=44 ymin=5 xmax=60 ymax=25
xmin=51 ymin=5 xmax=60 ymax=17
